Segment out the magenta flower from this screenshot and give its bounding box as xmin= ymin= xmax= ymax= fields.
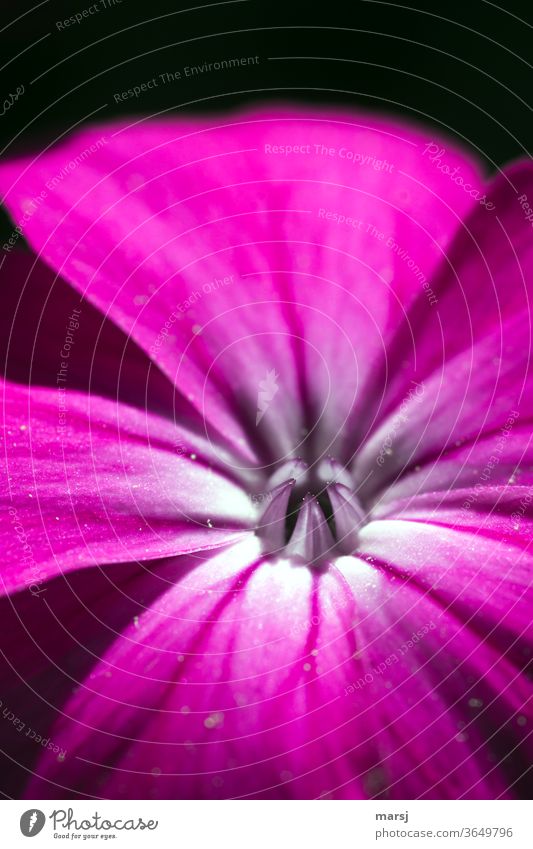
xmin=0 ymin=108 xmax=531 ymax=800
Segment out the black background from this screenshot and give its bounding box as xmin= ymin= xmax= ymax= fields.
xmin=0 ymin=0 xmax=531 ymax=240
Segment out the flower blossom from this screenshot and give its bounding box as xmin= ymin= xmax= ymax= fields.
xmin=0 ymin=107 xmax=532 ymax=800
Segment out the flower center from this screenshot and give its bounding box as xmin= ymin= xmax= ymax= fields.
xmin=254 ymin=457 xmax=365 ymax=564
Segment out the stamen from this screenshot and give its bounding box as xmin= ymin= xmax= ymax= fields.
xmin=256 ymin=479 xmax=295 ymax=555
xmin=316 ymin=456 xmax=353 ymax=488
xmin=267 ymin=457 xmax=309 ymax=489
xmin=285 ymin=494 xmax=336 ymax=564
xmin=256 ymin=459 xmax=366 ymax=563
xmin=327 ymin=483 xmax=366 ymax=554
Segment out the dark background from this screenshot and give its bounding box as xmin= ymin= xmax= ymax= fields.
xmin=0 ymin=0 xmax=531 ymax=240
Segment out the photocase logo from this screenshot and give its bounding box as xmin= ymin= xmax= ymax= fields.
xmin=20 ymin=810 xmax=46 ymax=837
xmin=256 ymin=368 xmax=279 ymax=425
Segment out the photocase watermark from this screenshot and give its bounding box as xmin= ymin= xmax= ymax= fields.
xmin=19 ymin=807 xmax=159 ymax=837
xmin=2 ymin=136 xmax=108 ymax=252
xmin=510 ymin=485 xmax=533 ymax=534
xmin=50 ymin=808 xmax=158 ymax=834
xmin=7 ymin=506 xmax=46 ymax=597
xmin=318 ymin=209 xmax=437 ymax=305
xmin=149 ymin=274 xmax=234 ymax=357
xmin=56 ymin=0 xmax=123 ymax=30
xmin=2 ymin=188 xmax=47 ymax=253
xmin=20 ymin=809 xmax=46 ymax=837
xmin=376 ymin=380 xmax=425 ymax=467
xmin=0 ymin=84 xmax=24 ymax=117
xmin=517 ymin=193 xmax=533 ymax=228
xmin=56 ymin=308 xmax=82 ymax=441
xmin=422 ymin=142 xmax=495 ymax=211
xmin=113 ymin=56 xmax=260 ymax=102
xmin=380 ymin=232 xmax=437 ymax=306
xmin=184 ymin=55 xmax=260 ymax=77
xmin=318 ymin=207 xmax=365 ymax=230
xmin=458 ymin=409 xmax=520 ymax=518
xmin=172 ymin=440 xmax=201 ymax=464
xmin=458 ymin=408 xmax=533 ymax=552
xmin=0 ymin=699 xmax=67 ymax=761
xmin=250 ymin=490 xmax=274 ymax=505
xmin=289 ymin=593 xmax=348 ymax=639
xmin=45 ymin=137 xmax=109 ymax=190
xmin=256 ymin=368 xmax=279 ymax=425
xmin=343 ymin=621 xmax=436 ymax=695
xmin=265 ymin=142 xmax=394 ymax=172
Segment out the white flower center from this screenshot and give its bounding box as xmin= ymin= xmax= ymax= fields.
xmin=255 ymin=457 xmax=365 ymax=564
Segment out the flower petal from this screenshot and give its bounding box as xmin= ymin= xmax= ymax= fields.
xmin=0 ymin=558 xmax=181 ymax=796
xmin=336 ymin=551 xmax=532 ymax=799
xmin=360 ymin=506 xmax=533 ymax=646
xmin=0 ymin=108 xmax=483 ymax=464
xmin=375 ymin=425 xmax=533 ymax=504
xmin=356 ymin=307 xmax=532 ymax=504
xmin=23 ymin=533 xmax=529 ymax=800
xmin=0 ymin=249 xmax=178 ymax=417
xmin=25 ymin=539 xmax=381 ymax=799
xmin=354 ymin=161 xmax=533 ymax=499
xmin=1 ymin=380 xmax=253 ymax=594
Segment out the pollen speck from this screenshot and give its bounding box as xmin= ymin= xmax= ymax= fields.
xmin=204 ymin=712 xmax=224 ymax=729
